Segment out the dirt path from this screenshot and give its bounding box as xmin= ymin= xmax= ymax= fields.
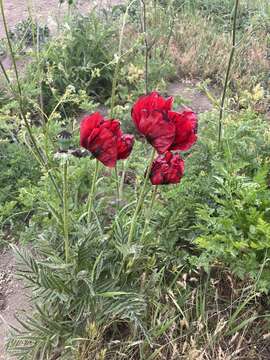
xmin=0 ymin=249 xmax=30 ymax=360
xmin=168 ymin=80 xmax=214 ymax=113
xmin=0 ymin=0 xmax=123 ymax=38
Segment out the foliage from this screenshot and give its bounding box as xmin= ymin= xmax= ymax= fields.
xmin=7 ymin=229 xmax=148 ymax=359
xmin=0 ymin=141 xmax=40 ymax=227
xmin=7 ymin=230 xmax=270 ymax=359
xmin=155 ymin=109 xmax=270 ymax=290
xmin=9 ymin=17 xmax=49 ymax=47
xmin=34 ymin=13 xmax=117 ymax=114
xmin=195 ymin=165 xmax=270 ymax=291
xmin=165 ymin=0 xmax=270 ymax=31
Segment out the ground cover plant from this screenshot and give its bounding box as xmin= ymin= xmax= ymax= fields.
xmin=0 ymin=0 xmax=270 ymax=359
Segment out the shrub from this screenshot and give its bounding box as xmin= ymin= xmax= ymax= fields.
xmin=0 ymin=141 xmax=40 ymax=234
xmin=32 ymin=14 xmax=117 ymax=114
xmin=9 ymin=17 xmax=49 ymax=47
xmin=154 ymin=109 xmax=270 ymax=290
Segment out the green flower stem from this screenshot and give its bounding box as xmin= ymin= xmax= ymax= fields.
xmin=63 ymin=160 xmax=69 ymax=263
xmin=119 ymin=159 xmax=128 ymax=200
xmin=109 ymin=10 xmax=126 ymax=205
xmin=0 ymin=0 xmax=62 ymax=202
xmin=140 ymin=185 xmax=158 ymax=243
xmin=110 ymin=2 xmax=135 ymax=205
xmin=114 ymin=163 xmax=120 ymax=205
xmin=140 ymin=0 xmax=149 ymax=94
xmin=128 ymin=148 xmax=156 ymax=245
xmin=87 ymin=159 xmax=99 ymax=224
xmin=0 ymin=58 xmax=11 ymax=85
xmin=218 ymin=0 xmax=239 ymax=148
xmin=110 ymin=0 xmax=136 ymax=116
xmin=110 ymin=15 xmax=125 ymax=115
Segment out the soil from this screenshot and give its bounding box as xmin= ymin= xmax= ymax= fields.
xmin=0 ymin=248 xmax=30 ymax=360
xmin=0 ymin=0 xmax=123 ymax=39
xmin=168 ymin=79 xmax=214 ymax=113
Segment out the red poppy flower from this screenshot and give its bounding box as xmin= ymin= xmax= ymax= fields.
xmin=117 ymin=134 xmax=134 ymax=160
xmin=138 ymin=110 xmax=176 ymax=154
xmin=80 ymin=112 xmax=134 ymax=167
xmin=132 ymin=91 xmax=173 ymax=127
xmin=168 ymin=110 xmax=197 ymax=151
xmin=150 ymin=151 xmax=185 ymax=185
xmin=131 ymin=92 xmax=175 ymax=153
xmin=80 ymin=112 xmax=104 ymax=149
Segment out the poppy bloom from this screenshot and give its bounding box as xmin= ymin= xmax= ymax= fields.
xmin=132 ymin=91 xmax=173 ymax=126
xmin=80 ymin=112 xmax=134 ymax=167
xmin=131 ymin=92 xmax=175 ymax=154
xmin=131 ymin=92 xmax=197 ymax=154
xmin=168 ymin=110 xmax=197 ymax=151
xmin=150 ymin=151 xmax=185 ymax=185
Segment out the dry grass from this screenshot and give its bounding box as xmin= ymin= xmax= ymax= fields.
xmin=171 ymin=13 xmax=269 ymax=91
xmin=76 ymin=269 xmax=270 ymax=360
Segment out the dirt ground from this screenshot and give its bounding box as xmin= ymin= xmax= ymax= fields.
xmin=0 ymin=249 xmax=30 ymax=360
xmin=168 ymin=80 xmax=213 ymax=113
xmin=0 ymin=0 xmax=123 ymax=38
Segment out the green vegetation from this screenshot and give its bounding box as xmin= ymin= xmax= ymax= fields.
xmin=0 ymin=0 xmax=269 ymax=359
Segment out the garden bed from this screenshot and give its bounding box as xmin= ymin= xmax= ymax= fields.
xmin=0 ymin=0 xmax=269 ymax=359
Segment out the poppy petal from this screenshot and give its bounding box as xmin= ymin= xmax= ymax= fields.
xmin=139 ymin=110 xmax=175 ymax=154
xmin=101 ymin=119 xmax=122 ymax=138
xmin=168 ymin=110 xmax=197 ymax=151
xmin=131 ymin=91 xmax=173 ymax=128
xmin=150 ymin=152 xmax=184 ymax=185
xmin=117 ymin=134 xmax=135 ymax=160
xmin=80 ymin=112 xmax=104 ymax=149
xmin=87 ymin=127 xmax=117 ymax=168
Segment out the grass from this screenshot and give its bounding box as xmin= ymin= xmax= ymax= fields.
xmin=171 ymin=10 xmax=269 ymax=90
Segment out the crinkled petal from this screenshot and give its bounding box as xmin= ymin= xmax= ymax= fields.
xmin=138 ymin=110 xmax=175 ymax=154
xmin=117 ymin=134 xmax=134 ymax=160
xmin=80 ymin=112 xmax=104 ymax=149
xmin=168 ymin=110 xmax=197 ymax=151
xmin=101 ymin=119 xmax=122 ymax=138
xmin=131 ymin=91 xmax=173 ymax=128
xmin=150 ymin=152 xmax=184 ymax=185
xmin=87 ymin=127 xmax=117 ymax=168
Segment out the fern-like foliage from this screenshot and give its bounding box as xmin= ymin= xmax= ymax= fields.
xmin=7 ymin=219 xmax=149 ymax=359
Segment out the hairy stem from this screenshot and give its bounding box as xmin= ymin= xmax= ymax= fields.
xmin=119 ymin=159 xmax=128 ymax=200
xmin=110 ymin=1 xmax=136 ymax=206
xmin=87 ymin=159 xmax=99 ymax=224
xmin=140 ymin=0 xmax=149 ymax=94
xmin=128 ymin=148 xmax=155 ymax=245
xmin=0 ymin=58 xmax=11 ymax=85
xmin=110 ymin=0 xmax=136 ymax=116
xmin=140 ymin=185 xmax=157 ymax=243
xmin=115 ymin=163 xmax=120 ymax=205
xmin=218 ymin=0 xmax=239 ymax=148
xmin=162 ymin=1 xmax=176 ymax=61
xmin=63 ymin=160 xmax=69 ymax=263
